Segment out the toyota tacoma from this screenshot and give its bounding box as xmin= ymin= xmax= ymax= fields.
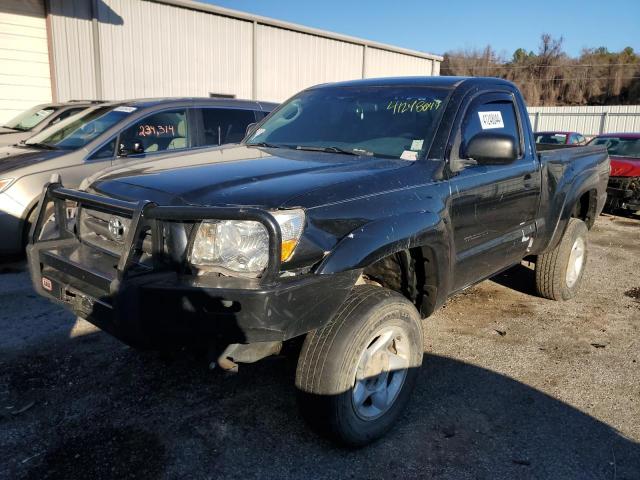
xmin=28 ymin=77 xmax=609 ymax=445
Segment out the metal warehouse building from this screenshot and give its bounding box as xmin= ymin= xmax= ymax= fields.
xmin=0 ymin=0 xmax=442 ymax=123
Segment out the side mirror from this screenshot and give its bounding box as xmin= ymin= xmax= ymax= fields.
xmin=118 ymin=142 xmax=144 ymax=157
xmin=244 ymin=122 xmax=257 ymax=141
xmin=465 ymin=132 xmax=517 ymax=165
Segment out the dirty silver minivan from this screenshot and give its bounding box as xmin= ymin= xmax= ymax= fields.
xmin=0 ymin=98 xmax=277 ymax=255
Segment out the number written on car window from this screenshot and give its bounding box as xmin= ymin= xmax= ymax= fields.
xmin=137 ymin=124 xmax=176 ymax=137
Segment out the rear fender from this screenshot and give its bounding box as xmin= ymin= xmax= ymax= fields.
xmin=544 ymin=167 xmax=600 ymax=252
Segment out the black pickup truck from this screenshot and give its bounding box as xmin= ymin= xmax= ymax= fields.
xmin=28 ymin=77 xmax=609 ymax=446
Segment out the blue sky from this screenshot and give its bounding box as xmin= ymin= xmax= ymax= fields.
xmin=205 ymin=0 xmax=640 ymax=58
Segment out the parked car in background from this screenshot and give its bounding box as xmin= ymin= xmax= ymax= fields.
xmin=0 ymin=98 xmax=277 ymax=255
xmin=0 ymin=100 xmax=104 ymax=147
xmin=535 ymin=131 xmax=587 ymax=146
xmin=28 ymin=76 xmax=609 ymax=445
xmin=588 ymin=133 xmax=640 ymax=212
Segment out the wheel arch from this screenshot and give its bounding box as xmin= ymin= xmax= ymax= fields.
xmin=544 ymin=175 xmax=600 ymax=254
xmin=316 ymin=212 xmax=452 ymax=317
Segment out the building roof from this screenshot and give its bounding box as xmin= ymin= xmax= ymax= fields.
xmin=152 ymin=0 xmax=443 ymax=62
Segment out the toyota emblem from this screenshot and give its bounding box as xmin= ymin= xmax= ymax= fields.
xmin=108 ymin=217 xmax=125 ymax=241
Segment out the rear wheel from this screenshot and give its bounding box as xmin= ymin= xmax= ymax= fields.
xmin=535 ymin=218 xmax=588 ymax=301
xmin=295 ymin=285 xmax=423 ymax=446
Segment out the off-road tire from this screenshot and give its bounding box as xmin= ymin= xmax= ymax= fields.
xmin=295 ymin=285 xmax=423 ymax=446
xmin=535 ymin=218 xmax=588 ymax=301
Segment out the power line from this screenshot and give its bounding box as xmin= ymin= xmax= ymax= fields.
xmin=444 ymin=63 xmax=639 ymax=70
xmin=516 ymin=76 xmax=640 ymax=83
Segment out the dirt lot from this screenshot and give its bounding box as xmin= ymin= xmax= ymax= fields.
xmin=1 ymin=213 xmax=639 ymax=480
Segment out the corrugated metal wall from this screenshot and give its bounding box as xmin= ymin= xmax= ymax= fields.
xmin=528 ymin=105 xmax=640 ymax=136
xmin=97 ymin=0 xmax=253 ymax=99
xmin=0 ymin=0 xmax=52 ymax=123
xmin=365 ymin=47 xmax=434 ymax=78
xmin=256 ymin=25 xmax=363 ymax=101
xmin=46 ymin=0 xmax=442 ymax=104
xmin=48 ymin=0 xmax=96 ymax=101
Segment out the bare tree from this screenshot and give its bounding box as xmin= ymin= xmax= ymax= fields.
xmin=442 ymin=34 xmax=640 ymax=106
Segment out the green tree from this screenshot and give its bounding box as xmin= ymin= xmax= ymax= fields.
xmin=512 ymin=48 xmax=528 ymax=63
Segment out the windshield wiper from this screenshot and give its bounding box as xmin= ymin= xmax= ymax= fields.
xmin=246 ymin=142 xmax=286 ymax=149
xmin=295 ymin=145 xmax=373 ymax=156
xmin=25 ymin=142 xmax=57 ymax=150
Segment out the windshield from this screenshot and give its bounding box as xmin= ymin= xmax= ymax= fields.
xmin=245 ymin=86 xmax=450 ymax=159
xmin=535 ymin=133 xmax=567 ymax=145
xmin=590 ymin=136 xmax=640 ymax=159
xmin=4 ymin=105 xmax=57 ymax=131
xmin=26 ymin=106 xmax=135 ymax=150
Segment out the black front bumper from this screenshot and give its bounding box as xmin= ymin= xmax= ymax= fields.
xmin=27 ymin=184 xmax=358 ymax=350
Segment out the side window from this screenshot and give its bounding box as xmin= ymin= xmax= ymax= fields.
xmin=201 ymin=108 xmax=257 ymax=146
xmin=577 ymin=134 xmax=586 ymax=145
xmin=90 ymin=138 xmax=117 ymax=160
xmin=460 ymin=98 xmax=521 ymax=159
xmin=119 ymin=110 xmax=187 ymax=155
xmin=569 ymin=134 xmax=580 ymax=145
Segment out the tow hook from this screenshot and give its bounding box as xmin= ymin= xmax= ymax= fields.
xmin=209 ymin=341 xmax=283 ymax=372
xmin=215 ymin=356 xmax=239 ymax=373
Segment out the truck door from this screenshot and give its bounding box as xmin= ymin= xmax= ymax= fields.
xmin=447 ymin=91 xmax=540 ymax=290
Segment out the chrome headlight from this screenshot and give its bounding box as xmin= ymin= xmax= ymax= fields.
xmin=0 ymin=178 xmax=14 ymax=193
xmin=189 ymin=209 xmax=305 ymax=276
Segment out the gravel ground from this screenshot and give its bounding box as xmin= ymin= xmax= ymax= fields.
xmin=0 ymin=213 xmax=638 ymax=480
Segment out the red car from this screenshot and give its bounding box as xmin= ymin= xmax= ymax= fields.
xmin=588 ymin=133 xmax=640 ymax=212
xmin=535 ymin=131 xmax=588 ymax=146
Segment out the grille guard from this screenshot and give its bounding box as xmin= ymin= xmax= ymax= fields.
xmin=29 ymin=181 xmax=284 ymax=284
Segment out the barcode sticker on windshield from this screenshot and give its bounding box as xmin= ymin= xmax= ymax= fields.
xmin=400 ymin=150 xmax=418 ymax=161
xmin=478 ymin=111 xmax=504 ymax=129
xmin=114 ymin=106 xmax=137 ymax=113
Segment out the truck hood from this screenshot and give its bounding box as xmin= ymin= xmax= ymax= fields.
xmin=90 ymin=146 xmax=415 ymax=210
xmin=610 ymin=156 xmax=640 ymax=177
xmin=0 ymin=145 xmax=68 ymax=177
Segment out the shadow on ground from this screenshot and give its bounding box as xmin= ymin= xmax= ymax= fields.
xmin=1 ymin=329 xmax=638 ymax=480
xmin=490 ymin=263 xmax=538 ymax=296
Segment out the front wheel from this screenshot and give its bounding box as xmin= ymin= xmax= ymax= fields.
xmin=295 ymin=285 xmax=424 ymax=446
xmin=535 ymin=218 xmax=588 ymax=301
